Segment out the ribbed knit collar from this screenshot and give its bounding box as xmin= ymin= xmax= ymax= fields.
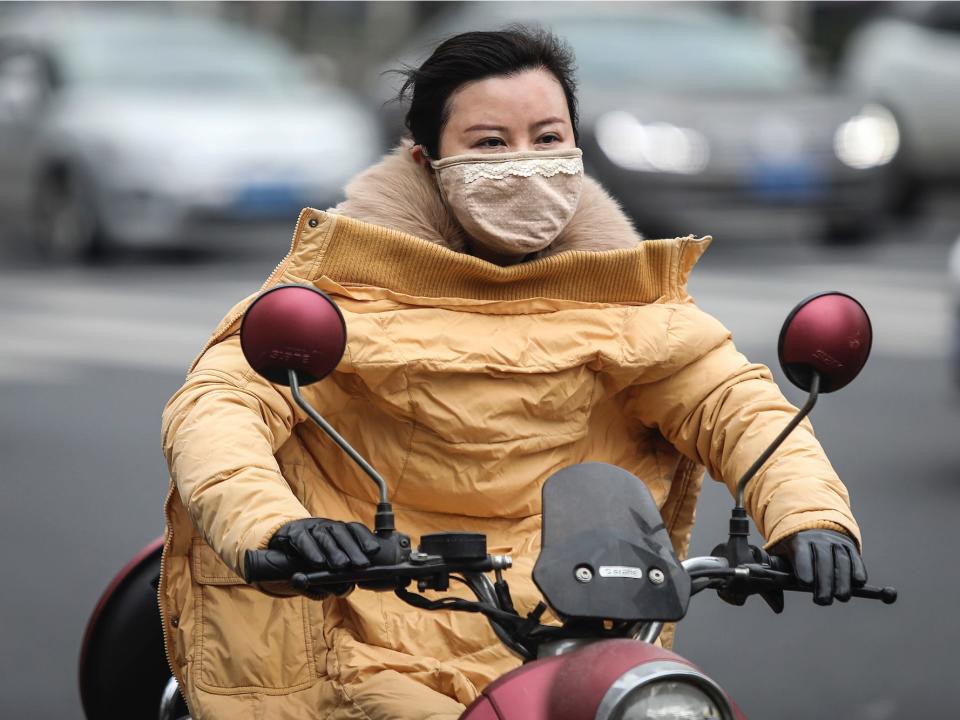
xmin=280 ymin=210 xmax=711 ymax=305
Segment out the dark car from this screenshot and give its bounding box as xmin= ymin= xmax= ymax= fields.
xmin=373 ymin=3 xmax=900 ymax=244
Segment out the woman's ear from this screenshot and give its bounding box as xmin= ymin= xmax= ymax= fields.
xmin=410 ymin=144 xmax=432 ymax=170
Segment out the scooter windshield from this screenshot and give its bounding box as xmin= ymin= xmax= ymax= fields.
xmin=533 ymin=463 xmax=691 ymax=622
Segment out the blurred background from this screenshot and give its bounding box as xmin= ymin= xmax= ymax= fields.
xmin=0 ymin=1 xmax=957 ymax=717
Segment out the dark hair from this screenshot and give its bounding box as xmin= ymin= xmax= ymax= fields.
xmin=397 ymin=26 xmax=579 ymax=159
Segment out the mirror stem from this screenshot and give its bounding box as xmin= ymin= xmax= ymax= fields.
xmin=734 ymin=371 xmax=821 ymax=510
xmin=288 ymin=370 xmax=396 ymax=534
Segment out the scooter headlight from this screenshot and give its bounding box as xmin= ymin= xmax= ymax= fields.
xmin=612 ymin=680 xmax=722 ymax=719
xmin=596 ymin=661 xmax=733 ymax=720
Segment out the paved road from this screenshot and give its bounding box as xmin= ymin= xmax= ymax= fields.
xmin=1 ymin=220 xmax=958 ymax=718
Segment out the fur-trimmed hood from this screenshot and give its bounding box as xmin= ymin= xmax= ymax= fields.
xmin=332 ymin=144 xmax=643 ymax=259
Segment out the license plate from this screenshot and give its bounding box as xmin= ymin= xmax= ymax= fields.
xmin=748 ymin=160 xmax=823 ymax=201
xmin=233 ymin=183 xmax=305 ymax=217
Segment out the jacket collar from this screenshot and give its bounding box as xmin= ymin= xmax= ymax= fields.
xmin=190 ymin=206 xmax=711 ymax=372
xmin=332 ymin=143 xmax=645 ymax=258
xmin=279 ymin=209 xmax=710 ymax=305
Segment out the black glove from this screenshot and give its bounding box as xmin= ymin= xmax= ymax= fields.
xmin=772 ymin=529 xmax=867 ymax=605
xmin=268 ymin=518 xmax=380 ymax=571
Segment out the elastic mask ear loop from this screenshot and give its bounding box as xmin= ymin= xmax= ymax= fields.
xmin=418 ymin=145 xmax=437 ymax=171
xmin=422 ymin=147 xmax=452 ymax=205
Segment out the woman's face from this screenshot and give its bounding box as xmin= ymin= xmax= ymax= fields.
xmin=436 ymin=68 xmax=576 ymax=158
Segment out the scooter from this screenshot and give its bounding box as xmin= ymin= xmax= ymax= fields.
xmin=79 ymin=285 xmax=896 ymax=720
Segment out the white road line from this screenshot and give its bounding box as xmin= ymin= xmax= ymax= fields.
xmin=0 ymin=262 xmax=952 ymax=382
xmin=0 ymin=312 xmax=212 ymax=381
xmin=690 ymin=268 xmax=952 ymax=359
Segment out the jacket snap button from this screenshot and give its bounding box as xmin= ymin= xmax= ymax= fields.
xmin=308 ymin=218 xmax=319 ymax=228
xmin=171 ymin=616 xmax=179 ymax=628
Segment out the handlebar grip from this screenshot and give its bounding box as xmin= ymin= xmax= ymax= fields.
xmin=852 ymin=585 xmax=898 ymax=604
xmin=243 ymin=549 xmax=300 ymax=584
xmin=767 ymin=554 xmax=896 ymax=604
xmin=767 ymin=553 xmax=792 ymax=574
xmin=244 ymin=532 xmax=412 ymax=586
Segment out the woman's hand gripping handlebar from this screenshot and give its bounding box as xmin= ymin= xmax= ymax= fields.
xmin=245 ymin=529 xmax=512 ymax=596
xmin=762 ymin=551 xmax=897 ymax=604
xmin=244 ymin=520 xmax=415 ymax=595
xmin=688 ymin=547 xmax=897 ymax=608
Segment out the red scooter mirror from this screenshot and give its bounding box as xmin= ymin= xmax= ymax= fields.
xmin=778 ymin=292 xmax=872 ymax=393
xmin=732 ymin=291 xmax=873 ymax=517
xmin=240 ymin=284 xmax=347 ymax=386
xmin=238 ymin=284 xmax=394 ymax=529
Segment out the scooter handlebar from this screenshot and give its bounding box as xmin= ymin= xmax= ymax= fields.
xmin=244 ymin=549 xmax=301 ymax=584
xmin=765 ymin=553 xmax=897 ymax=604
xmin=244 ymin=530 xmax=415 ymax=585
xmin=244 ymin=546 xmax=512 ymax=591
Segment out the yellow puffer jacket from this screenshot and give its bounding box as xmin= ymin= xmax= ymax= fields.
xmin=159 ymin=206 xmax=860 ymax=720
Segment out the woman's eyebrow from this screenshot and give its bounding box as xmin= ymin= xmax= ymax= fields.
xmin=463 ymin=117 xmax=564 ymax=133
xmin=531 ymin=117 xmax=565 ymax=128
xmin=464 ymin=124 xmax=508 ymax=133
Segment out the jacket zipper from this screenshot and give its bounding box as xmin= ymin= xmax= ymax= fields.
xmin=187 ymin=209 xmax=310 ymax=373
xmin=263 ymin=207 xmax=310 ymax=290
xmin=159 ymin=209 xmax=311 ymax=698
xmin=158 ymin=483 xmax=182 ymax=699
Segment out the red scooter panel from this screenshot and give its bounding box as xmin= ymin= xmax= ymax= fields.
xmin=459 ymin=696 xmax=501 ymax=720
xmin=464 ymin=640 xmax=745 ymax=720
xmin=461 ymin=654 xmax=566 ymax=719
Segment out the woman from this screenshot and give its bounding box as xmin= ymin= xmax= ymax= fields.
xmin=160 ymin=28 xmax=866 ymax=720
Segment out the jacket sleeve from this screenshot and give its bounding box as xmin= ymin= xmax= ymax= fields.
xmin=623 ymin=306 xmax=862 ymax=550
xmin=161 ymin=331 xmax=345 ymax=577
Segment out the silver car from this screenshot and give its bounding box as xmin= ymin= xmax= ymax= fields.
xmin=0 ymin=7 xmax=381 ymax=261
xmin=840 ymin=1 xmax=960 ymax=212
xmin=375 ymin=3 xmax=900 ymax=244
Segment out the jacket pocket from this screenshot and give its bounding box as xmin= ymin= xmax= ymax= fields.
xmin=191 ymin=539 xmax=317 ymax=694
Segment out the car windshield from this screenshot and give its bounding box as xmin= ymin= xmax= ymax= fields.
xmin=57 ymin=19 xmax=310 ymax=96
xmin=554 ymin=15 xmax=809 ymax=94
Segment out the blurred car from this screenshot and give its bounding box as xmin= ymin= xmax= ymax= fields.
xmin=840 ymin=1 xmax=960 ymax=212
xmin=0 ymin=8 xmax=381 ymax=261
xmin=373 ymin=3 xmax=900 ymax=243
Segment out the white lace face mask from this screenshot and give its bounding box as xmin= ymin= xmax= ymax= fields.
xmin=430 ymin=148 xmax=584 ymax=257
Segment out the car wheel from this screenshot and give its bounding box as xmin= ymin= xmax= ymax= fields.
xmin=33 ymin=168 xmax=106 ymax=263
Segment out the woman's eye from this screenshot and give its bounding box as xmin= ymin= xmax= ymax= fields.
xmin=538 ymin=133 xmax=561 ymax=144
xmin=477 ymin=137 xmax=507 ymax=148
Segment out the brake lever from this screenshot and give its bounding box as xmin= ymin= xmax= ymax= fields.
xmin=760 ymin=586 xmax=785 ymax=614
xmin=714 ymin=567 xmax=784 ymax=612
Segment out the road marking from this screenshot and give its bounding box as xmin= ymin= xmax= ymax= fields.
xmin=0 ymin=261 xmax=951 ymax=382
xmin=690 ymin=268 xmax=951 ymax=359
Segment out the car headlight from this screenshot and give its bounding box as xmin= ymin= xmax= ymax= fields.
xmin=596 ymin=110 xmax=710 ymax=175
xmin=596 ymin=661 xmax=733 ymax=720
xmin=833 ymin=103 xmax=900 ymax=170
